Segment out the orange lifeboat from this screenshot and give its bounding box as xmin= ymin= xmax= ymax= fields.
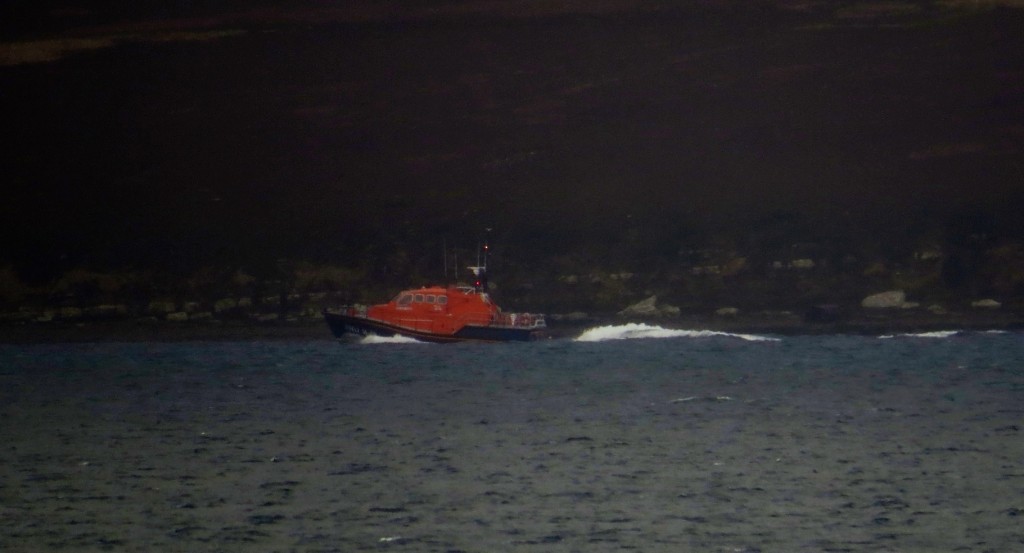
xmin=323 ymin=267 xmax=545 ymax=343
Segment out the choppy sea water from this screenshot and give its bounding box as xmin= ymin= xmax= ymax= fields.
xmin=2 ymin=326 xmax=1022 ymax=552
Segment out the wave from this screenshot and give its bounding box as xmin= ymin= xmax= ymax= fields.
xmin=879 ymin=330 xmax=962 ymax=339
xmin=880 ymin=329 xmax=1012 ymax=339
xmin=359 ymin=334 xmax=425 ymax=345
xmin=575 ymin=323 xmax=779 ymax=342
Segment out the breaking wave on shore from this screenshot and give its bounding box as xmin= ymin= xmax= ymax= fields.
xmin=575 ymin=323 xmax=780 ymax=343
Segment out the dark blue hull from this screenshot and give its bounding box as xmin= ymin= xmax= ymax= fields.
xmin=453 ymin=324 xmax=536 ymax=342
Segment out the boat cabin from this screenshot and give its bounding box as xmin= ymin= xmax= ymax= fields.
xmin=365 ymin=285 xmax=500 ymax=335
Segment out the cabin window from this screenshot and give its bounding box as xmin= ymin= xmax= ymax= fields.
xmin=414 ymin=294 xmax=424 ymax=303
xmin=396 ymin=294 xmax=413 ymax=306
xmin=425 ymin=295 xmax=435 ymax=303
xmin=438 ymin=295 xmax=447 ymax=305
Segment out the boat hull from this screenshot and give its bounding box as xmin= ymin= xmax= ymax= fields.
xmin=323 ymin=310 xmax=539 ymax=343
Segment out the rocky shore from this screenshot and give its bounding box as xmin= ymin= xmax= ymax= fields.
xmin=2 ymin=242 xmax=1022 ymax=343
xmin=1 ymin=301 xmax=1019 ymax=344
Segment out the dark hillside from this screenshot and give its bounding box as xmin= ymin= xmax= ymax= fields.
xmin=1 ymin=2 xmax=1023 ymax=321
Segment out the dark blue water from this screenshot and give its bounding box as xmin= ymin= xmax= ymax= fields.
xmin=4 ymin=327 xmax=1020 ymax=376
xmin=2 ymin=327 xmax=1023 ymax=551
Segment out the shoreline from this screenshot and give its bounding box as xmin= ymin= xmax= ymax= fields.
xmin=0 ymin=310 xmax=1020 ymax=344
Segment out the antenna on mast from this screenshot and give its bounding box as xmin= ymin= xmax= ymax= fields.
xmin=468 ymin=228 xmax=492 ymax=292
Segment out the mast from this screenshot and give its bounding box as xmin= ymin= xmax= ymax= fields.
xmin=467 ymin=229 xmax=491 ymax=292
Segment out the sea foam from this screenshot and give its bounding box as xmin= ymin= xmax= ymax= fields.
xmin=575 ymin=323 xmax=779 ymax=342
xmin=359 ymin=334 xmax=424 ymax=345
xmin=879 ymin=330 xmax=962 ymax=339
